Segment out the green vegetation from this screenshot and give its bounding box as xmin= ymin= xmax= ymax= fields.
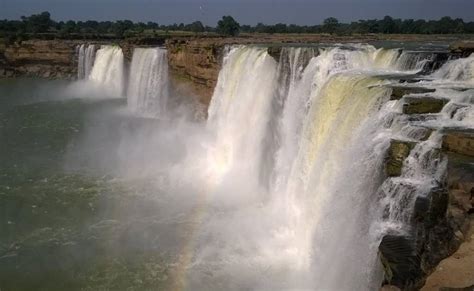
xmin=1 ymin=11 xmax=474 ymax=42
xmin=217 ymin=16 xmax=241 ymax=36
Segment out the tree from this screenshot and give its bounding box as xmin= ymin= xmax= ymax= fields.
xmin=21 ymin=11 xmax=52 ymax=34
xmin=322 ymin=17 xmax=340 ymax=34
xmin=217 ymin=16 xmax=240 ymax=36
xmin=380 ymin=16 xmax=396 ymax=34
xmin=188 ymin=21 xmax=205 ymax=33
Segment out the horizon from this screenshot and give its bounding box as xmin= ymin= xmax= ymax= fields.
xmin=1 ymin=0 xmax=474 ymax=26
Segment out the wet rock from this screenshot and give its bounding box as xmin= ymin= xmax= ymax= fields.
xmin=385 ymin=139 xmax=416 ymax=177
xmin=442 ymin=129 xmax=474 ymax=157
xmin=450 ymin=41 xmax=474 ymax=57
xmin=379 ymin=234 xmax=422 ymax=288
xmin=267 ymin=46 xmax=282 ymax=61
xmin=380 ymin=151 xmax=472 ymax=290
xmin=402 ymin=96 xmax=449 ymax=114
xmin=390 ymin=86 xmax=436 ymax=100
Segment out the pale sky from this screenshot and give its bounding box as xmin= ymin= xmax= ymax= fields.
xmin=1 ymin=0 xmax=473 ymax=25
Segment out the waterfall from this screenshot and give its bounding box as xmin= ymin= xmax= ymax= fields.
xmin=77 ymin=44 xmax=97 ymax=79
xmin=127 ymin=48 xmax=169 ymax=117
xmin=207 ymin=46 xmax=278 ymax=184
xmin=433 ymin=53 xmax=474 ymax=81
xmin=181 ymin=43 xmax=474 ymax=290
xmin=88 ymin=45 xmax=125 ymax=97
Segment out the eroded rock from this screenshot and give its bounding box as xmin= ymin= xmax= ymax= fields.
xmin=385 ymin=139 xmax=416 ymax=177
xmin=402 ymin=96 xmax=449 ymax=114
xmin=442 ymin=129 xmax=474 ymax=157
xmin=390 ymin=86 xmax=436 ymax=100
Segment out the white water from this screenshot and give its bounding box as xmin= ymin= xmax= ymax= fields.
xmin=127 ymin=48 xmax=169 ymax=117
xmin=178 ymin=45 xmax=474 ymax=290
xmin=71 ymin=43 xmax=474 ymax=290
xmin=433 ymin=53 xmax=474 ymax=82
xmin=77 ymin=44 xmax=97 ymax=79
xmin=88 ymin=45 xmax=125 ymax=97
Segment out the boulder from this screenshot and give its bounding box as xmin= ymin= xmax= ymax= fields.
xmin=402 ymin=96 xmax=449 ymax=114
xmin=385 ymin=139 xmax=416 ymax=177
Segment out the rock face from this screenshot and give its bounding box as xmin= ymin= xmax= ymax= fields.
xmin=165 ymin=38 xmax=224 ymax=105
xmin=384 ymin=139 xmax=416 ymax=177
xmin=380 ymin=131 xmax=473 ymax=290
xmin=1 ymin=40 xmax=80 ymax=79
xmin=442 ymin=129 xmax=474 ymax=157
xmin=450 ymin=41 xmax=474 ymax=57
xmin=402 ymin=96 xmax=449 ymax=114
xmin=390 ymin=86 xmax=436 ymax=100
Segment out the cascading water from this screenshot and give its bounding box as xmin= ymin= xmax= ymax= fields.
xmin=174 ymin=44 xmax=474 ymax=290
xmin=77 ymin=44 xmax=97 ymax=79
xmin=65 ymin=42 xmax=474 ymax=290
xmin=88 ymin=45 xmax=125 ymax=97
xmin=433 ymin=53 xmax=474 ymax=82
xmin=127 ymin=48 xmax=169 ymax=117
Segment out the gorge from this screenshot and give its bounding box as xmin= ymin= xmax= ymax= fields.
xmin=0 ymin=38 xmax=473 ymax=291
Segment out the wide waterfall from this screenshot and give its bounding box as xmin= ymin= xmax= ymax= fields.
xmin=127 ymin=48 xmax=169 ymax=117
xmin=171 ymin=45 xmax=474 ymax=290
xmin=48 ymin=42 xmax=472 ymax=290
xmin=88 ymin=45 xmax=125 ymax=97
xmin=77 ymin=44 xmax=97 ymax=79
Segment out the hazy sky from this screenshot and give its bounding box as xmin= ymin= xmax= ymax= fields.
xmin=1 ymin=0 xmax=473 ymax=25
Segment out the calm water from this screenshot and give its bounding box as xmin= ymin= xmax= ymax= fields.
xmin=0 ymin=79 xmax=186 ymax=290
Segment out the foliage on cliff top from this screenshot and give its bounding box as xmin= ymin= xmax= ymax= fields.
xmin=1 ymin=11 xmax=474 ymax=42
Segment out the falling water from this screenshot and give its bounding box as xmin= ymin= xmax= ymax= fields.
xmin=67 ymin=42 xmax=474 ymax=290
xmin=88 ymin=45 xmax=125 ymax=97
xmin=77 ymin=44 xmax=97 ymax=79
xmin=127 ymin=48 xmax=169 ymax=117
xmin=433 ymin=53 xmax=474 ymax=81
xmin=173 ymin=43 xmax=474 ymax=290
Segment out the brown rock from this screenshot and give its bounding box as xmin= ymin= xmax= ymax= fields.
xmin=442 ymin=129 xmax=474 ymax=157
xmin=403 ymin=96 xmax=449 ymax=114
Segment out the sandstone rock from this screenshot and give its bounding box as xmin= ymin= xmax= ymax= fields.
xmin=166 ymin=38 xmax=224 ymax=105
xmin=385 ymin=139 xmax=416 ymax=177
xmin=402 ymin=96 xmax=449 ymax=114
xmin=380 ymin=151 xmax=472 ymax=290
xmin=390 ymin=86 xmax=436 ymax=100
xmin=450 ymin=41 xmax=474 ymax=57
xmin=442 ymin=129 xmax=474 ymax=157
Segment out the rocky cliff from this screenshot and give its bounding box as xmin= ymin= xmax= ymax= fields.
xmin=0 ymin=40 xmax=81 ymax=79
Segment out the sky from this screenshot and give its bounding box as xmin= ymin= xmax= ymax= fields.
xmin=1 ymin=0 xmax=474 ymax=26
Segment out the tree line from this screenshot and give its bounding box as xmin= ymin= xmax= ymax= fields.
xmin=1 ymin=12 xmax=473 ymax=42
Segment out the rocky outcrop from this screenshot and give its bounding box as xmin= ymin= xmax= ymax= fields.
xmin=450 ymin=41 xmax=474 ymax=58
xmin=402 ymin=96 xmax=449 ymax=114
xmin=1 ymin=40 xmax=80 ymax=79
xmin=380 ymin=131 xmax=473 ymax=290
xmin=165 ymin=38 xmax=225 ymax=105
xmin=390 ymin=86 xmax=436 ymax=100
xmin=384 ymin=139 xmax=416 ymax=177
xmin=442 ymin=129 xmax=474 ymax=157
